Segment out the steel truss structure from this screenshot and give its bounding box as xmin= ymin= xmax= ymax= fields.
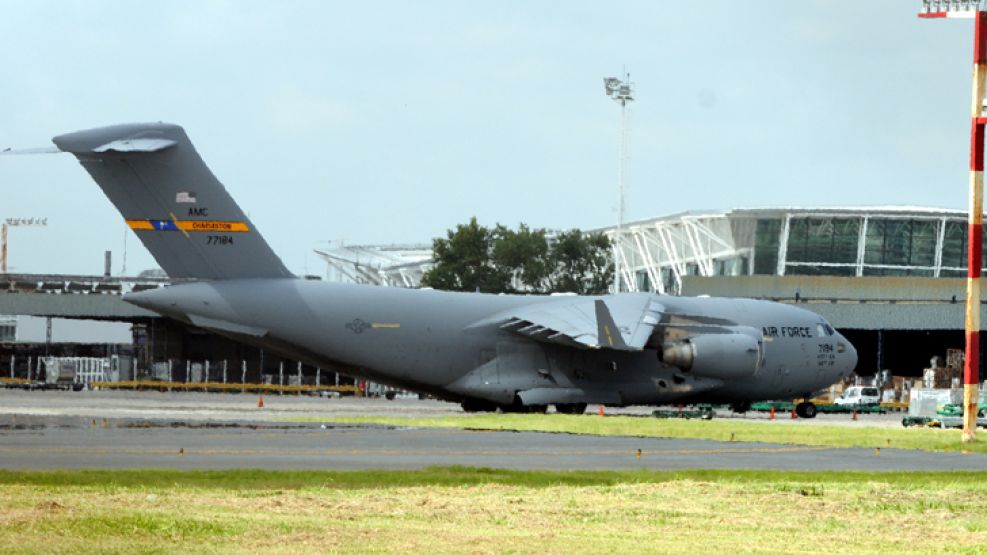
xmin=315 ymin=244 xmax=433 ymax=288
xmin=600 ymin=207 xmax=974 ymax=295
xmin=314 ymin=207 xmax=977 ymax=294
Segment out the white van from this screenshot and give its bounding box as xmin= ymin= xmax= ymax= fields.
xmin=834 ymin=386 xmax=881 ymax=406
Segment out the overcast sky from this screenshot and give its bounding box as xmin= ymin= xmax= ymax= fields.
xmin=0 ymin=1 xmax=975 ymax=276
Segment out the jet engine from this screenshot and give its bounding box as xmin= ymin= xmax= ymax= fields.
xmin=661 ymin=333 xmax=761 ymax=380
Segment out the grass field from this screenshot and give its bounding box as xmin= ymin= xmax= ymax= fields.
xmin=285 ymin=414 xmax=987 ymax=455
xmin=1 ymin=468 xmax=986 ymax=554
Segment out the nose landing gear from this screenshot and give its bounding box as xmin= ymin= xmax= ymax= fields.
xmin=794 ymin=401 xmax=817 ymax=419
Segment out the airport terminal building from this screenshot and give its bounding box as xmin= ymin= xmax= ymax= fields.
xmin=595 ymin=206 xmax=979 ymax=380
xmin=316 ymin=206 xmax=976 ymax=293
xmin=605 ymin=206 xmax=971 ymax=294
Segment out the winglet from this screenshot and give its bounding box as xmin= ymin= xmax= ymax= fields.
xmin=594 ymin=299 xmax=629 ymax=350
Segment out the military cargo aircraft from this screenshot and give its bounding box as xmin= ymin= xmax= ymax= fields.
xmin=43 ymin=123 xmax=856 ymax=417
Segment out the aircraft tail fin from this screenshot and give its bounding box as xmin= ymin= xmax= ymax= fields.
xmin=52 ymin=123 xmax=293 ymax=280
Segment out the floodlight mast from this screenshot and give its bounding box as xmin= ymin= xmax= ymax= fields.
xmin=919 ymin=0 xmax=987 ymax=442
xmin=604 ymin=72 xmax=634 ymax=293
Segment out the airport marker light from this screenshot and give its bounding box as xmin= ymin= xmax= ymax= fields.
xmin=919 ymin=0 xmax=987 ymax=442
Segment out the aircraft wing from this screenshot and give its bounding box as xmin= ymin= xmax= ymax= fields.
xmin=489 ymin=293 xmax=664 ymax=351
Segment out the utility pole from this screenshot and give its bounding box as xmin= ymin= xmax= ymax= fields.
xmin=604 ymin=72 xmax=634 ymax=293
xmin=918 ymin=0 xmax=987 ymax=442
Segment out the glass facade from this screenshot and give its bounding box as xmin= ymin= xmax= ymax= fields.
xmin=635 ymin=270 xmax=652 ymax=292
xmin=610 ymin=208 xmax=980 ymax=295
xmin=748 ymin=215 xmax=985 ymax=278
xmin=938 ymin=221 xmax=987 ymax=276
xmin=785 ymin=218 xmax=859 ymax=275
xmin=714 ymin=256 xmax=748 ymax=277
xmin=754 ymin=219 xmax=781 ymax=275
xmin=863 ymin=219 xmax=936 ymax=269
xmin=941 ymin=220 xmax=966 ymax=272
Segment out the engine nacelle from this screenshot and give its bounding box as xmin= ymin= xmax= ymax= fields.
xmin=661 ymin=333 xmax=761 ymax=380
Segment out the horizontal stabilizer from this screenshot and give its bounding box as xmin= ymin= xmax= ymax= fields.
xmin=0 ymin=146 xmax=61 ymax=156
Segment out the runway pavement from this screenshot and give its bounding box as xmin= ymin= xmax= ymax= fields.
xmin=0 ymin=389 xmax=984 ymax=471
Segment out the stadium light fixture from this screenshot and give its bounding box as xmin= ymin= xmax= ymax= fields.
xmin=603 ymin=72 xmax=634 ymax=293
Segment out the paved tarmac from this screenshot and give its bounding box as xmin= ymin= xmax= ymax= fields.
xmin=0 ymin=389 xmax=984 ymax=471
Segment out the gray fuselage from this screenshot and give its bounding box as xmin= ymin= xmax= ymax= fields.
xmin=126 ymin=279 xmax=858 ymax=407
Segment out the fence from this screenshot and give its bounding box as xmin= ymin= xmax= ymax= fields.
xmin=2 ymin=355 xmax=374 ymax=395
xmin=40 ymin=356 xmax=116 ymax=385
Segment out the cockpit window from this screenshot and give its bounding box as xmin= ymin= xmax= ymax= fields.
xmin=817 ymin=323 xmax=833 ymax=337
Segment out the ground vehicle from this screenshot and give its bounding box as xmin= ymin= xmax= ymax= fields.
xmin=834 ymin=386 xmax=880 ymax=406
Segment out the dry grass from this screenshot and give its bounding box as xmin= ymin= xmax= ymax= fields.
xmin=0 ymin=470 xmax=986 ymax=553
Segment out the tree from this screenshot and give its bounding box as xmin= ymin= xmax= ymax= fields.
xmin=491 ymin=224 xmax=549 ymax=291
xmin=422 ymin=218 xmax=612 ymax=295
xmin=546 ymin=229 xmax=612 ymax=295
xmin=421 ymin=217 xmax=509 ymax=293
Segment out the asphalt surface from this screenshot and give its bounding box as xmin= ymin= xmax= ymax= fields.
xmin=0 ymin=389 xmax=984 ymax=471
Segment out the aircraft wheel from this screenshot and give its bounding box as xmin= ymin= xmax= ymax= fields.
xmin=555 ymin=403 xmax=588 ymax=415
xmin=730 ymin=401 xmax=752 ymax=414
xmin=795 ymin=401 xmax=817 ymax=419
xmin=499 ymin=403 xmax=546 ymax=414
xmin=461 ymin=399 xmax=497 ymax=413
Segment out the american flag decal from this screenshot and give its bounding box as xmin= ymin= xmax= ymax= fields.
xmin=176 ymin=191 xmax=197 ymax=203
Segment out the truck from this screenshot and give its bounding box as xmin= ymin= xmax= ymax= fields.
xmin=834 ymin=386 xmax=881 ymax=407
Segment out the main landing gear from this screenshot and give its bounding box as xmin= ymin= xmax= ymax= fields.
xmin=460 ymin=398 xmax=498 ymax=413
xmin=554 ymin=403 xmax=588 ymax=415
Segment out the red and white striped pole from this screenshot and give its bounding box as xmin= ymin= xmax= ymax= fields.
xmin=967 ymin=9 xmax=987 ymax=442
xmin=920 ymin=0 xmax=987 ymax=442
